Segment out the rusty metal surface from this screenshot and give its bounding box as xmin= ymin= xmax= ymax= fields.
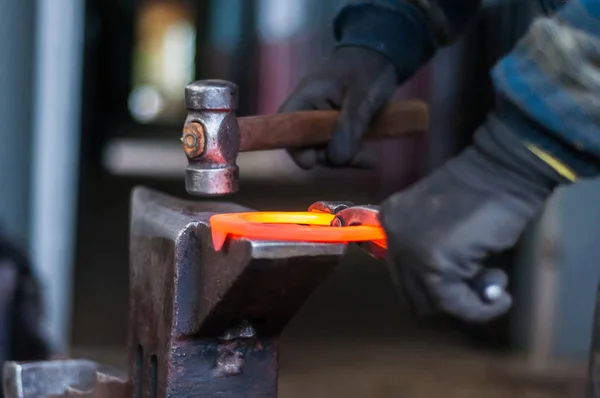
xmin=127 ymin=187 xmax=346 ymax=397
xmin=181 ymin=122 xmax=205 ymax=159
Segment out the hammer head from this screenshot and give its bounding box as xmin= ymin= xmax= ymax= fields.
xmin=183 ymin=80 xmax=240 ymax=196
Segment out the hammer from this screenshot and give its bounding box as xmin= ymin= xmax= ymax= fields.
xmin=182 ymin=80 xmax=429 ymax=196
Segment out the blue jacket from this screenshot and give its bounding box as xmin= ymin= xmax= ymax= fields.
xmin=335 ymin=0 xmax=600 ymax=180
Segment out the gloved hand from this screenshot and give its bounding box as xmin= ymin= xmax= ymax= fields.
xmin=379 ymin=100 xmax=566 ymax=323
xmin=279 ymin=46 xmax=397 ymax=169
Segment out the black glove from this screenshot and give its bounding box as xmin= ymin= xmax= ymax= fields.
xmin=379 ymin=102 xmax=566 ymax=323
xmin=279 ymin=46 xmax=397 ymax=169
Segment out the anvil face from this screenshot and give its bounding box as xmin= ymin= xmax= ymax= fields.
xmin=127 ymin=187 xmax=346 ymax=397
xmin=3 ymin=187 xmax=347 ymax=398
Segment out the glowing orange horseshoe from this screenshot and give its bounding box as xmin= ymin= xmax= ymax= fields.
xmin=209 ymin=211 xmax=386 ymax=251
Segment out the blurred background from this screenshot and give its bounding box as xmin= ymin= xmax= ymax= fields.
xmin=1 ymin=0 xmax=600 ymax=396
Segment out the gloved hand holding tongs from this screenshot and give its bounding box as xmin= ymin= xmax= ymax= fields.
xmin=309 ymin=198 xmax=514 ymax=324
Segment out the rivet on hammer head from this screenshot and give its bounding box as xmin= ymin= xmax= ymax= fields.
xmin=181 ymin=122 xmax=206 ymax=159
xmin=183 ymin=133 xmax=197 ymax=148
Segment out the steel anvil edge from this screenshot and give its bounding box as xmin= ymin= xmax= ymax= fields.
xmin=1 ymin=187 xmax=355 ymax=398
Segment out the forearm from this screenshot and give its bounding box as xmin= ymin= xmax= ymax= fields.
xmin=491 ymin=0 xmax=600 ymax=180
xmin=333 ymin=1 xmax=481 ymax=82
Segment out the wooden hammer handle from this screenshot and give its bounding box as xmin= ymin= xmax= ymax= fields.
xmin=238 ymin=100 xmax=428 ymax=152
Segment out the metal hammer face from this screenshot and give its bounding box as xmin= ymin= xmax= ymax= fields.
xmin=183 ymin=80 xmax=240 ymax=197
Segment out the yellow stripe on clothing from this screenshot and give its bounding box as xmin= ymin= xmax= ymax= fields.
xmin=526 ymin=144 xmax=577 ymax=182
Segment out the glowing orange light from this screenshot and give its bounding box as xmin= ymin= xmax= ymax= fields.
xmin=210 ymin=211 xmax=386 ymax=251
xmin=373 ymin=239 xmax=387 ymax=249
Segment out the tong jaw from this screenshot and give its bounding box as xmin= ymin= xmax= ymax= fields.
xmin=308 ymin=201 xmax=380 ymax=226
xmin=308 ymin=201 xmax=386 ymax=260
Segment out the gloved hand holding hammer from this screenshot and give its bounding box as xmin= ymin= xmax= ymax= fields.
xmin=280 ymin=0 xmax=600 ymax=322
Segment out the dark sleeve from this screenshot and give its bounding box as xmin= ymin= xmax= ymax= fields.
xmin=333 ymin=1 xmax=481 ymax=82
xmin=491 ymin=0 xmax=600 ymax=179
